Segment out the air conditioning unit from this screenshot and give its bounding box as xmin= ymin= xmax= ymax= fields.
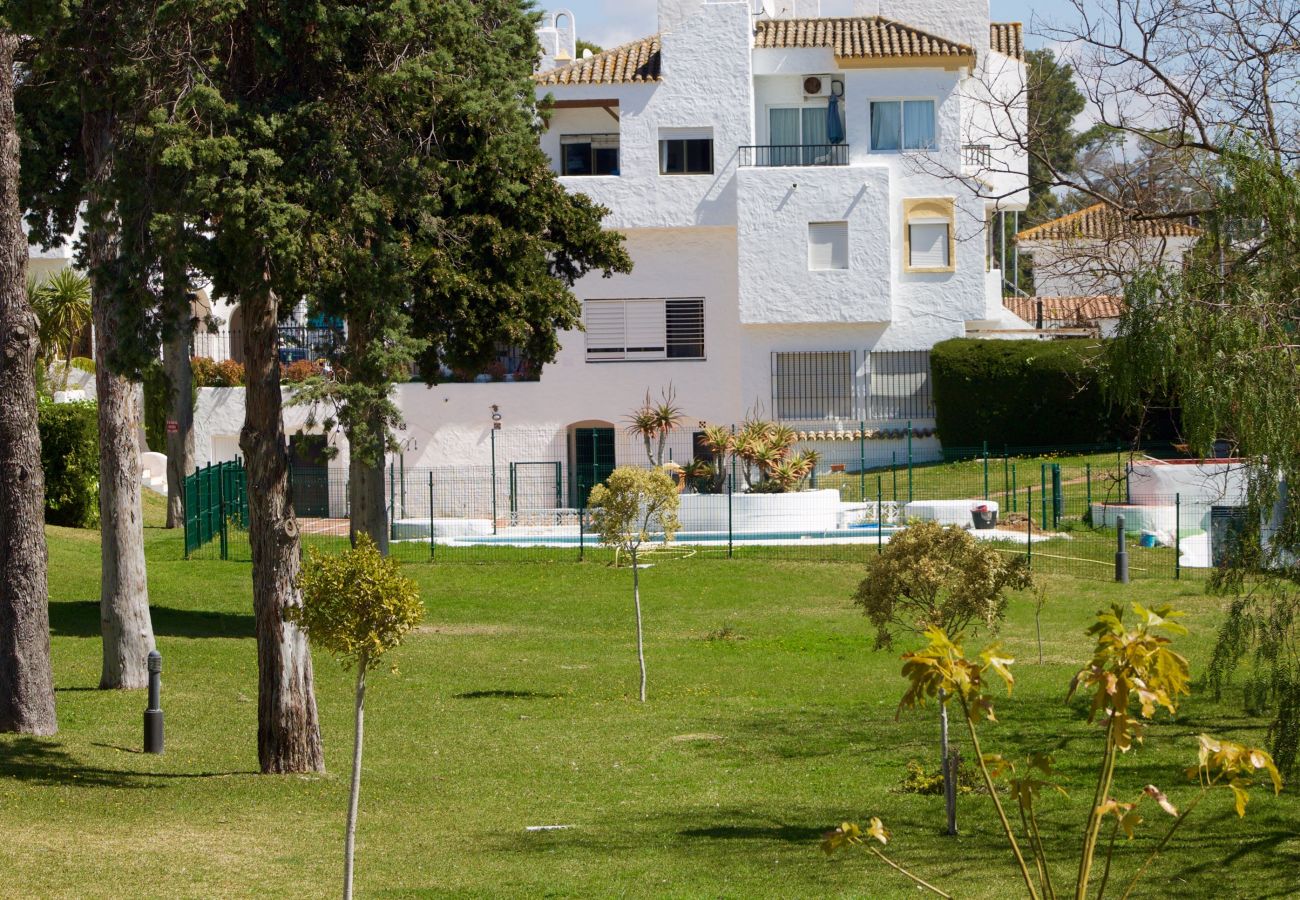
xmin=802 ymin=75 xmax=842 ymax=98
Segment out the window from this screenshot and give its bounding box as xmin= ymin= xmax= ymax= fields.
xmin=868 ymin=350 xmax=934 ymax=419
xmin=870 ymin=100 xmax=936 ymax=151
xmin=767 ymin=105 xmax=843 ymax=165
xmin=583 ymin=298 xmax=704 ymax=361
xmin=771 ymin=351 xmax=857 ymax=420
xmin=659 ymin=136 xmax=713 ymax=175
xmin=808 ymin=221 xmax=849 ymax=270
xmin=903 ymin=198 xmax=956 ymax=273
xmin=561 ymin=134 xmax=619 ymax=176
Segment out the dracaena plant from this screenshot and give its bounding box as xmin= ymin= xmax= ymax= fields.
xmin=824 ymin=604 xmax=1283 ymax=899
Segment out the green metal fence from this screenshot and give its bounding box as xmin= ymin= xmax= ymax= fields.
xmin=182 ymin=459 xmax=249 ymax=559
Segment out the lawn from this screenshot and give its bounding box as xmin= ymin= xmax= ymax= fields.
xmin=2 ymin=493 xmax=1296 ymax=898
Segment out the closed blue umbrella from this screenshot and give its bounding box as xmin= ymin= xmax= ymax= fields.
xmin=826 ymin=90 xmax=845 ymax=145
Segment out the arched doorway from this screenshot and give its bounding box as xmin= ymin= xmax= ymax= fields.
xmin=567 ymin=420 xmax=615 ymax=508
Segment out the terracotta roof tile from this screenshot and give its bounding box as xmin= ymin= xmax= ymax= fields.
xmin=1006 ymin=295 xmax=1126 ymax=323
xmin=753 ymin=16 xmax=974 ymax=61
xmin=1016 ymin=203 xmax=1203 ymax=242
xmin=989 ymin=22 xmax=1023 ymax=60
xmin=535 ymin=35 xmax=662 ymax=86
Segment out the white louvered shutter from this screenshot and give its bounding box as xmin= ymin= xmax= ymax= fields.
xmin=908 ymin=223 xmax=949 ymax=268
xmin=584 ymin=300 xmax=626 ymax=360
xmin=624 ymin=299 xmax=667 ymax=359
xmin=808 ymin=222 xmax=849 ymax=270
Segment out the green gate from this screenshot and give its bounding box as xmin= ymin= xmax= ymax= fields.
xmin=572 ymin=427 xmax=615 ymax=508
xmin=183 ymin=460 xmax=249 ymax=558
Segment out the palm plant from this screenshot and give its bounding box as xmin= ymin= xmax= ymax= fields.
xmin=31 ymin=269 xmax=92 ymax=389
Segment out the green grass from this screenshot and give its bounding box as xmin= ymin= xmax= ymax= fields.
xmin=2 ymin=492 xmax=1296 ymax=898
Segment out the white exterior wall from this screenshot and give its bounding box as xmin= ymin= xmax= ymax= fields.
xmin=1023 ymin=236 xmax=1197 ymax=298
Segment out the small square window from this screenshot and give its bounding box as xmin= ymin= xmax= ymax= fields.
xmin=561 ymin=134 xmax=619 ymax=176
xmin=660 ymin=138 xmax=713 ymax=175
xmin=870 ymin=100 xmax=936 ymax=152
xmin=808 ymin=222 xmax=849 ymax=270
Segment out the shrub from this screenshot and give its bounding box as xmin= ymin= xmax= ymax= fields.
xmin=281 ymin=358 xmax=325 ymax=383
xmin=38 ymin=399 xmax=99 ymax=528
xmin=930 ymin=338 xmax=1123 ymax=447
xmin=191 ymin=356 xmax=245 ymax=387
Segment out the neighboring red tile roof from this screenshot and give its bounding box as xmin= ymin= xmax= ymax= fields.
xmin=535 ymin=35 xmax=662 ymax=86
xmin=1015 ymin=203 xmax=1203 ymax=242
xmin=753 ymin=16 xmax=974 ymax=61
xmin=1006 ymin=295 xmax=1125 ymax=323
xmin=989 ymin=22 xmax=1024 ymax=60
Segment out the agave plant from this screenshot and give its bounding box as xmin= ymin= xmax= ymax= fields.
xmin=625 ymin=386 xmax=686 ymax=466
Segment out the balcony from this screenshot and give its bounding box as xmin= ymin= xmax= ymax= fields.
xmin=739 ymin=144 xmax=850 ymax=168
xmin=962 ymin=143 xmax=992 ymax=172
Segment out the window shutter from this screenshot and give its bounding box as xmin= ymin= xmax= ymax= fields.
xmin=624 ymin=299 xmax=667 ymax=358
xmin=909 ymin=223 xmax=949 ymax=268
xmin=584 ymin=300 xmax=626 ymax=359
xmin=808 ymin=222 xmax=849 ymax=270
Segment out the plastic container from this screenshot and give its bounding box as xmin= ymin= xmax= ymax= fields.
xmin=971 ymin=508 xmax=997 ymax=530
xmin=1139 ymin=531 xmax=1158 ymax=548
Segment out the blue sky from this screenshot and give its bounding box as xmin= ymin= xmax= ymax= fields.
xmin=551 ymin=1 xmax=1081 ymax=52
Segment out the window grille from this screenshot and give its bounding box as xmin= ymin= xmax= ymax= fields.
xmin=584 ymin=298 xmax=704 ymax=361
xmin=867 ymin=349 xmax=934 ymax=420
xmin=771 ymin=351 xmax=857 ymax=420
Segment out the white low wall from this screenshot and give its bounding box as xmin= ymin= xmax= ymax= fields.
xmin=1127 ymin=460 xmax=1249 ymax=506
xmin=677 ymin=489 xmax=842 ymax=532
xmin=905 ymin=499 xmax=999 ymax=528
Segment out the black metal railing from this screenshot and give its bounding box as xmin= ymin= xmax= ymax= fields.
xmin=739 ymin=144 xmax=850 ymax=167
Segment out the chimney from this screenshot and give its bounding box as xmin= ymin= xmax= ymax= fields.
xmin=536 ymin=9 xmax=577 ymax=72
xmin=659 ymin=0 xmax=705 ymax=33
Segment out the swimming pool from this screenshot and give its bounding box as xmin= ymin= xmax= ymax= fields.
xmin=442 ymin=524 xmax=900 ymax=548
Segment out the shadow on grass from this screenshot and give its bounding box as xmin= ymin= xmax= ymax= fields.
xmin=48 ymin=601 xmax=254 ymax=639
xmin=678 ymin=822 xmax=826 ymax=842
xmin=0 ymin=737 xmax=255 ymax=788
xmin=453 ymin=690 xmax=560 ymax=700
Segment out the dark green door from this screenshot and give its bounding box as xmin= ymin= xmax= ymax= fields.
xmin=289 ymin=434 xmax=330 ymax=518
xmin=572 ymin=427 xmax=615 ymax=508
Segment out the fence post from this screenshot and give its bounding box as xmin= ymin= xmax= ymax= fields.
xmin=1011 ymin=464 xmax=1017 ymax=512
xmin=578 ymin=504 xmax=585 ymax=562
xmin=218 ymin=461 xmax=228 ymax=561
xmin=1002 ymin=450 xmax=1009 ymax=511
xmin=728 ymin=425 xmax=736 ymax=560
xmin=983 ymin=440 xmax=989 ymax=500
xmin=859 ymin=420 xmax=866 ymax=502
xmin=400 ymin=454 xmax=406 ymax=519
xmin=1175 ymin=494 xmax=1181 ymax=580
xmin=907 ymin=420 xmax=913 ymax=503
xmin=490 ymin=427 xmax=498 ymax=536
xmin=891 ymin=450 xmax=897 ymax=503
xmin=1026 ymin=485 xmax=1033 ymax=569
xmin=389 ymin=462 xmax=396 ymax=543
xmin=1115 ymin=514 xmax=1130 ymax=583
xmin=1086 ymin=463 xmax=1092 ymax=520
xmin=1040 ymin=464 xmax=1048 ymax=530
xmin=428 ymin=472 xmax=435 ymax=561
xmin=877 ymin=475 xmax=883 ymax=555
xmin=1051 ymin=464 xmax=1062 ymax=529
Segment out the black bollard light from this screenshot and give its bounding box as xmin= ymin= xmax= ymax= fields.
xmin=144 ymin=649 xmax=164 ymax=754
xmin=1115 ymin=514 xmax=1130 ymax=584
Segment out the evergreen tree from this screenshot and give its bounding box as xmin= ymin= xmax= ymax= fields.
xmin=288 ymin=0 xmax=630 ymax=552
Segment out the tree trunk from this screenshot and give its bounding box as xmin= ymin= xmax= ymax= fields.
xmin=240 ymin=285 xmax=324 ymax=774
xmin=343 ymin=660 xmax=367 ymax=900
xmin=632 ymin=546 xmax=646 ymax=703
xmin=344 ymin=314 xmax=389 ymax=555
xmin=0 ymin=28 xmax=57 ymax=735
xmin=162 ymin=263 xmax=193 ymax=529
xmin=939 ymin=693 xmax=957 ymax=836
xmin=82 ymin=101 xmax=154 ymax=691
xmin=349 ymin=452 xmax=388 ymax=555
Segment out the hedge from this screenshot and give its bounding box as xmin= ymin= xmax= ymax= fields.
xmin=38 ymin=399 xmax=100 ymax=528
xmin=930 ymin=338 xmax=1124 ymax=448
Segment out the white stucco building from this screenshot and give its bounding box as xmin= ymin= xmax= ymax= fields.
xmin=193 ymin=0 xmax=1031 ymax=508
xmin=1013 ymin=202 xmax=1202 ymax=336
